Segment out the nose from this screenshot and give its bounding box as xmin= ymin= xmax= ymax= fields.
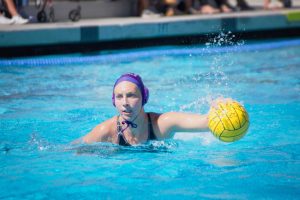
xmin=121 ymin=96 xmax=129 ymax=106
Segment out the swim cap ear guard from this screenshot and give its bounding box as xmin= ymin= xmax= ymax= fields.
xmin=112 ymin=73 xmax=149 ymax=107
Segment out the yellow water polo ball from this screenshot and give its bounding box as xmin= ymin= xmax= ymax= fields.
xmin=208 ymin=100 xmax=249 ymax=142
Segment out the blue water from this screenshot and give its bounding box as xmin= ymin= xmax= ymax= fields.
xmin=1 ymin=37 xmax=300 ymax=199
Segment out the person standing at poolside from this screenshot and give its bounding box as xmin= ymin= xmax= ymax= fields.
xmin=74 ymin=73 xmax=228 ymax=146
xmin=0 ymin=0 xmax=28 ymax=24
xmin=137 ymin=0 xmax=194 ymax=17
xmin=263 ymin=0 xmax=292 ymax=10
xmin=197 ymin=0 xmax=233 ymax=14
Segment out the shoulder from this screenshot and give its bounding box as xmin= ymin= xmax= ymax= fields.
xmin=82 ymin=116 xmax=117 ymax=143
xmin=94 ymin=117 xmax=116 ymax=133
xmin=152 ymin=112 xmax=180 ymax=126
xmin=148 ymin=112 xmax=176 ymax=139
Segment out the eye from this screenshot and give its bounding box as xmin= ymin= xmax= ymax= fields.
xmin=116 ymin=94 xmax=123 ymax=99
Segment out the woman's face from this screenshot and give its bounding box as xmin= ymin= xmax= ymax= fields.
xmin=114 ymin=81 xmax=143 ymax=120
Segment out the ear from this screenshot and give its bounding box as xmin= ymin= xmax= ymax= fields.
xmin=112 ymin=93 xmax=116 ymax=107
xmin=143 ymin=87 xmax=149 ymax=105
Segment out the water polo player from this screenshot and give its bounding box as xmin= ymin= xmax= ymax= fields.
xmin=74 ymin=73 xmax=244 ymax=146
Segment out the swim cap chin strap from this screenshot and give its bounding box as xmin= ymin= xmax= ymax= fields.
xmin=118 ymin=120 xmax=138 ymax=136
xmin=118 ymin=110 xmax=141 ymax=136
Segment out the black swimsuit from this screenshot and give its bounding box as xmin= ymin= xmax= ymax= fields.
xmin=117 ymin=113 xmax=156 ymax=146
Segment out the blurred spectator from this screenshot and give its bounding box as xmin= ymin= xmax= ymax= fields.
xmin=235 ymin=0 xmax=254 ymax=11
xmin=162 ymin=0 xmax=198 ymax=16
xmin=162 ymin=0 xmax=177 ymax=16
xmin=0 ymin=0 xmax=28 ymax=24
xmin=138 ymin=0 xmax=161 ymax=18
xmin=138 ymin=0 xmax=196 ymax=17
xmin=199 ymin=0 xmax=233 ymax=14
xmin=264 ymin=0 xmax=292 ymax=10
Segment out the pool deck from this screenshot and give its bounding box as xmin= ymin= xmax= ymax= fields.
xmin=1 ymin=3 xmax=300 ymax=57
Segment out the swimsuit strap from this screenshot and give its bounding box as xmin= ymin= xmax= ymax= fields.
xmin=147 ymin=113 xmax=156 ymax=140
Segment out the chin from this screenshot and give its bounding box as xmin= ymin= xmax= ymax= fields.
xmin=121 ymin=115 xmax=129 ymax=120
xmin=120 ymin=113 xmax=134 ymax=120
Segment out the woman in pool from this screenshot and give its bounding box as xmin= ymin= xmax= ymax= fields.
xmin=75 ymin=73 xmax=222 ymax=146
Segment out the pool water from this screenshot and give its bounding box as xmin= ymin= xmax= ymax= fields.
xmin=1 ymin=37 xmax=300 ymax=199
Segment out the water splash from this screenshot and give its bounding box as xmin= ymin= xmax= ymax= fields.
xmin=66 ymin=140 xmax=178 ymax=156
xmin=28 ymin=132 xmax=53 ymax=151
xmin=205 ymin=31 xmax=244 ymax=100
xmin=0 ymin=134 xmax=55 ymax=155
xmin=174 ymin=132 xmax=216 ymax=146
xmin=179 ymin=97 xmax=207 ymax=112
xmin=147 ymin=140 xmax=178 ymax=151
xmin=178 ymin=31 xmax=245 ymax=113
xmin=205 ymin=31 xmax=237 ymax=47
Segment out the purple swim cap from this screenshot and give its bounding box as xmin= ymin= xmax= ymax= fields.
xmin=112 ymin=73 xmax=149 ymax=106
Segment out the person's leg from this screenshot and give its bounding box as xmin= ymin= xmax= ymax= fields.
xmin=215 ymin=0 xmax=232 ymax=13
xmin=200 ymin=0 xmax=220 ymax=14
xmin=264 ymin=0 xmax=284 ymax=10
xmin=264 ymin=0 xmax=271 ymax=9
xmin=4 ymin=0 xmax=18 ymax=16
xmin=3 ymin=0 xmax=28 ymax=24
xmin=163 ymin=0 xmax=177 ymax=16
xmin=280 ymin=0 xmax=292 ymax=8
xmin=139 ymin=0 xmax=162 ymax=18
xmin=236 ymin=0 xmax=254 ymax=11
xmin=236 ymin=0 xmax=248 ymax=7
xmin=164 ymin=0 xmax=177 ymax=5
xmin=183 ymin=0 xmax=194 ymax=13
xmin=138 ymin=0 xmax=150 ymax=16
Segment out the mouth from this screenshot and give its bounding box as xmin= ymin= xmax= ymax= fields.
xmin=121 ymin=110 xmax=132 ymax=115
